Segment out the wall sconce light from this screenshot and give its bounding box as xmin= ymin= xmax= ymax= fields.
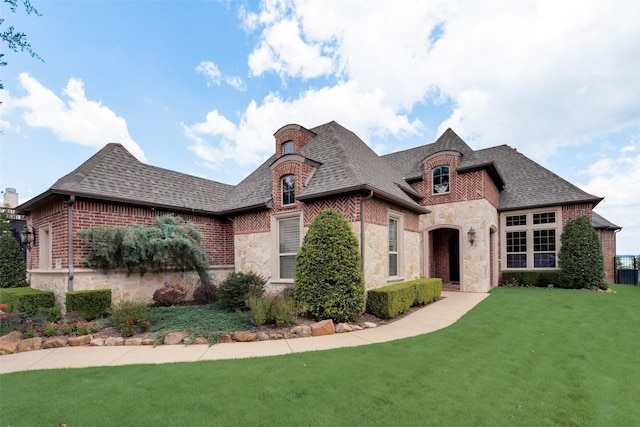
xmin=467 ymin=227 xmax=476 ymax=245
xmin=19 ymin=225 xmax=36 ymax=250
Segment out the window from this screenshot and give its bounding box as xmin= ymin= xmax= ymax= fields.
xmin=506 ymin=231 xmax=527 ymax=268
xmin=282 ymin=141 xmax=294 ymax=155
xmin=502 ymin=209 xmax=560 ymax=270
xmin=282 ymin=175 xmax=295 ymax=205
xmin=278 ymin=217 xmax=300 ymax=279
xmin=506 ymin=215 xmax=526 ymax=226
xmin=389 ymin=218 xmax=398 ymax=276
xmin=533 ymin=212 xmax=555 ymax=224
xmin=432 ymin=166 xmax=450 ymax=194
xmin=533 ymin=229 xmax=556 ymax=267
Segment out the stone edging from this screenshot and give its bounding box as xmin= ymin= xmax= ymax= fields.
xmin=0 ymin=318 xmax=378 ymax=355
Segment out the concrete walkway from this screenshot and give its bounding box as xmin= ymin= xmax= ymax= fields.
xmin=0 ymin=291 xmax=489 ymax=374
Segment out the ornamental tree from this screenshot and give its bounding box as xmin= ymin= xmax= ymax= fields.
xmin=294 ymin=208 xmax=365 ymax=322
xmin=558 ymin=215 xmax=605 ymax=289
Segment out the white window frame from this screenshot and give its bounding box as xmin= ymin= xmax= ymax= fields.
xmin=388 ymin=211 xmax=404 ymax=280
xmin=271 ymin=211 xmax=302 ymax=283
xmin=432 ymin=165 xmax=450 ymax=195
xmin=281 ymin=175 xmax=295 ymax=206
xmin=501 ymin=208 xmax=561 ymax=270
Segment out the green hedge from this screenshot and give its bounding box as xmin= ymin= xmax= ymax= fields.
xmin=0 ymin=287 xmax=56 ymax=316
xmin=66 ymin=289 xmax=112 ymax=320
xmin=366 ymin=278 xmax=442 ymax=319
xmin=502 ymin=271 xmax=559 ymax=287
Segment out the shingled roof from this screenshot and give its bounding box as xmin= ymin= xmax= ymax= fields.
xmin=17 ymin=121 xmax=603 ymax=217
xmin=592 ymin=211 xmax=621 ymax=230
xmin=18 ymin=143 xmax=234 ymax=215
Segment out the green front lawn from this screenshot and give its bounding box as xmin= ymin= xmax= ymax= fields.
xmin=1 ymin=285 xmax=639 ymax=426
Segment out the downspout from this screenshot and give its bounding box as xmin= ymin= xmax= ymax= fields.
xmin=360 ymin=191 xmax=374 ymax=273
xmin=68 ymin=195 xmax=75 ymax=291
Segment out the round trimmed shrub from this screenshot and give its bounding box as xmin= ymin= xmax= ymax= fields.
xmin=193 ymin=282 xmax=218 ymax=305
xmin=294 ymin=208 xmax=365 ymax=323
xmin=0 ymin=224 xmax=28 ymax=288
xmin=218 ymin=271 xmax=267 ymax=311
xmin=558 ymin=215 xmax=605 ymax=289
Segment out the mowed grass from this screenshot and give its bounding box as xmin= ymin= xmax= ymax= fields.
xmin=1 ymin=285 xmax=639 ymax=426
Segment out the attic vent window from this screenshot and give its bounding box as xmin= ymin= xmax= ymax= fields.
xmin=282 ymin=141 xmax=294 ymax=155
xmin=432 ymin=166 xmax=450 ymax=194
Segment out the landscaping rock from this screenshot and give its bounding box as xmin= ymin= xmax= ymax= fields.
xmin=257 ymin=332 xmax=270 ymax=341
xmin=141 ymin=338 xmax=155 ymax=345
xmin=105 ymin=337 xmax=124 ymax=346
xmin=350 ymin=324 xmax=363 ymax=331
xmin=335 ymin=323 xmax=353 ymax=333
xmin=191 ymin=336 xmax=208 ymax=345
xmin=68 ymin=335 xmax=92 ymax=346
xmin=269 ymin=333 xmax=284 ymax=340
xmin=284 ymin=333 xmax=297 ymax=339
xmin=291 ymin=325 xmax=312 ymax=337
xmin=0 ymin=331 xmax=23 ymax=355
xmin=18 ymin=337 xmax=43 ymax=352
xmin=163 ymin=331 xmax=189 ymax=345
xmin=90 ymin=338 xmax=105 ymax=346
xmin=218 ymin=334 xmax=232 ymax=343
xmin=364 ymin=322 xmax=377 ymax=328
xmin=44 ymin=337 xmax=69 ymax=349
xmin=125 ymin=338 xmax=143 ymax=346
xmin=233 ymin=331 xmax=257 ymax=342
xmin=311 ymin=319 xmax=335 ymax=336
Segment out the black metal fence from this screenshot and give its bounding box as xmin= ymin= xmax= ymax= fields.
xmin=615 ymin=255 xmax=640 ymax=285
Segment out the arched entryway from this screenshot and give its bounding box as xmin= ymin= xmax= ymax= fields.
xmin=428 ymin=227 xmax=461 ymax=291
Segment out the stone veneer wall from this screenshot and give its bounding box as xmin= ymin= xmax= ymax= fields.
xmin=421 ymin=199 xmax=498 ymax=292
xmin=30 ymin=267 xmax=234 ymax=311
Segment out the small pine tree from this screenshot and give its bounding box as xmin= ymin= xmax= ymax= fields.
xmin=0 ymin=211 xmax=28 ymax=288
xmin=294 ymin=208 xmax=365 ymax=323
xmin=558 ymin=216 xmax=605 ymax=289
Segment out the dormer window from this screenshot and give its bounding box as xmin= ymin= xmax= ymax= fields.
xmin=282 ymin=175 xmax=295 ymax=205
xmin=432 ymin=166 xmax=450 ymax=194
xmin=282 ymin=141 xmax=294 ymax=155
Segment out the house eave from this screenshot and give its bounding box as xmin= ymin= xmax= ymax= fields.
xmin=498 ymin=197 xmax=604 ymax=213
xmin=297 ymin=185 xmax=430 ymax=214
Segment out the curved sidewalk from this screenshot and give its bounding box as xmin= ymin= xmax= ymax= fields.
xmin=0 ymin=291 xmax=489 ymax=374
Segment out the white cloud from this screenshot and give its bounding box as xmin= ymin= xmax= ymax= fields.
xmin=182 ymin=80 xmax=420 ymax=172
xmin=196 ymin=61 xmax=246 ymax=90
xmin=12 ymin=73 xmax=147 ymax=161
xmin=577 ymin=135 xmax=640 ymax=255
xmin=239 ymin=0 xmax=640 ymax=163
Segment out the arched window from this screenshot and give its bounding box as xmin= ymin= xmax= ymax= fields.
xmin=432 ymin=166 xmax=450 ymax=194
xmin=282 ymin=175 xmax=295 ymax=205
xmin=282 ymin=141 xmax=294 ymax=155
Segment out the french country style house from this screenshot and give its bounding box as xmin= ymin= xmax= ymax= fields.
xmin=16 ymin=121 xmax=619 ymax=306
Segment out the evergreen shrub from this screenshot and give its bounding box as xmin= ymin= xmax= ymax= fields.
xmin=366 ymin=278 xmax=442 ymax=319
xmin=501 ymin=271 xmax=560 ymax=287
xmin=294 ymin=208 xmax=365 ymax=323
xmin=0 ymin=213 xmax=28 ymax=288
xmin=66 ymin=289 xmax=112 ymax=320
xmin=218 ymin=271 xmax=267 ymax=311
xmin=558 ymin=216 xmax=605 ymax=289
xmin=0 ymin=287 xmax=55 ymax=315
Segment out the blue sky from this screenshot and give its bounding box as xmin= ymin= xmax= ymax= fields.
xmin=1 ymin=0 xmax=638 ymax=255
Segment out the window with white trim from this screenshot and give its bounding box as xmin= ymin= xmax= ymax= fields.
xmin=389 ymin=217 xmax=398 ymax=276
xmin=282 ymin=175 xmax=295 ymax=206
xmin=282 ymin=141 xmax=294 ymax=155
xmin=278 ymin=216 xmax=300 ymax=280
xmin=432 ymin=166 xmax=450 ymax=194
xmin=503 ymin=209 xmax=559 ymax=270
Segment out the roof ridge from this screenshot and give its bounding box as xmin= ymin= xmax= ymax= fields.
xmin=51 ymin=143 xmax=127 ymax=190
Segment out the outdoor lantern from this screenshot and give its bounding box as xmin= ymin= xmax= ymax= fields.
xmin=19 ymin=225 xmax=35 ymax=249
xmin=467 ymin=227 xmax=476 ymax=245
